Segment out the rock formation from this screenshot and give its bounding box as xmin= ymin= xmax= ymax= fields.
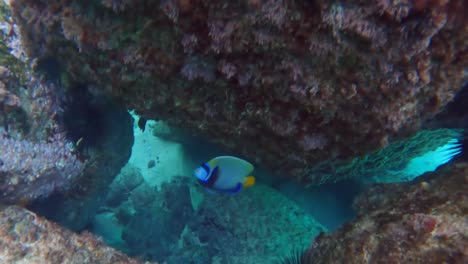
xmin=9 ymin=0 xmax=467 ymax=184
xmin=304 ymin=161 xmax=468 ymax=263
xmin=0 ymin=205 xmax=154 ymax=264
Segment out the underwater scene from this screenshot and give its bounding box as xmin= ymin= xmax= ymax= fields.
xmin=0 ymin=1 xmax=467 ymax=264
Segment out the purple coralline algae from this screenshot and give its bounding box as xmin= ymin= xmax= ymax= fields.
xmin=0 ymin=1 xmax=134 ymax=204
xmin=0 ymin=134 xmax=84 ymax=203
xmin=8 ymin=0 xmax=467 ymax=184
xmin=0 ymin=205 xmax=155 ymax=264
xmin=304 ymin=161 xmax=468 ymax=263
xmin=0 ymin=56 xmax=86 ymax=203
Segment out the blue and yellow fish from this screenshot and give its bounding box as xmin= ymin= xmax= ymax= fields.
xmin=193 ymin=156 xmax=255 ymax=194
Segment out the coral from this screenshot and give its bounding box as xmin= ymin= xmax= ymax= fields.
xmin=0 ymin=206 xmax=154 ymax=263
xmin=304 ymin=128 xmax=463 ymax=185
xmin=304 ymin=161 xmax=468 ymax=263
xmin=8 ymin=0 xmax=467 ymax=185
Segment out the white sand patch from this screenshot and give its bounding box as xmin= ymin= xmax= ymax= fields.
xmin=127 ymin=112 xmax=196 ymax=190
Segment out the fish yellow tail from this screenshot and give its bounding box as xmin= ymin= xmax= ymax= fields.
xmin=243 ymin=176 xmax=255 ymax=188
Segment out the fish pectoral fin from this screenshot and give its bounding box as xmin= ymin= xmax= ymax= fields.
xmin=242 ymin=176 xmax=255 ymax=188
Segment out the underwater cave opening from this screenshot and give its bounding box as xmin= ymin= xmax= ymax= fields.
xmin=28 ymin=112 xmax=362 ymax=262
xmin=27 ymin=111 xmax=464 ymax=263
xmin=90 ymin=115 xmax=362 ymax=263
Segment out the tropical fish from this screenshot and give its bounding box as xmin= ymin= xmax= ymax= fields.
xmin=193 ymin=156 xmax=255 ymax=194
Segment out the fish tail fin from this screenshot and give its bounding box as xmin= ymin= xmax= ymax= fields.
xmin=243 ymin=176 xmax=255 ymax=188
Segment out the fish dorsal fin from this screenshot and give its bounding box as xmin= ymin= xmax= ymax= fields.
xmin=214 ymin=156 xmax=254 ymax=176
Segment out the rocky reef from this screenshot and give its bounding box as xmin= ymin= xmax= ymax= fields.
xmin=9 ymin=0 xmax=467 ymax=185
xmin=0 ymin=1 xmax=466 ymax=263
xmin=0 ymin=205 xmax=153 ymax=264
xmin=0 ymin=5 xmax=85 ymax=203
xmin=0 ymin=55 xmax=134 ymax=205
xmin=0 ymin=1 xmax=134 ymax=208
xmin=84 ymin=171 xmax=326 ymax=263
xmin=304 ymin=160 xmax=468 ymax=263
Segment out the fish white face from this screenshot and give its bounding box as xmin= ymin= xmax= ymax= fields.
xmin=194 ymin=167 xmax=209 ymax=182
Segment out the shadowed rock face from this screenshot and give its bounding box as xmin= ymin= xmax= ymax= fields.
xmin=0 ymin=57 xmax=86 ymax=203
xmin=304 ymin=161 xmax=468 ymax=263
xmin=9 ymin=0 xmax=467 ymax=185
xmin=0 ymin=206 xmax=155 ymax=264
xmin=0 ymin=1 xmax=135 ymax=204
xmin=0 ymin=64 xmax=134 ymax=204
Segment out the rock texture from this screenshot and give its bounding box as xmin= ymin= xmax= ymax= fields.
xmin=8 ymin=0 xmax=467 ymax=185
xmin=0 ymin=23 xmax=85 ymax=203
xmin=0 ymin=1 xmax=134 ymax=204
xmin=0 ymin=205 xmax=154 ymax=264
xmin=101 ymin=176 xmax=325 ymax=263
xmin=304 ymin=161 xmax=468 ymax=263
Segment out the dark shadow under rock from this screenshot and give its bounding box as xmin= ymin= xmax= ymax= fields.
xmin=27 ymin=85 xmax=134 ymax=231
xmin=303 ymin=161 xmax=468 ymax=263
